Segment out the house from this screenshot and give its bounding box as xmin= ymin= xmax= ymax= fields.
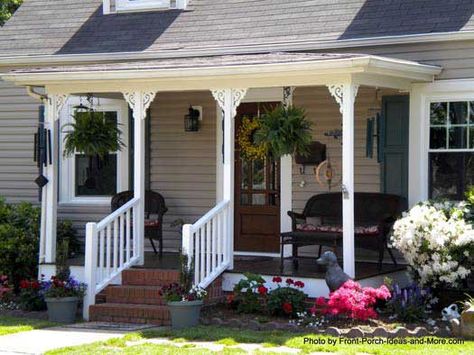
xmin=0 ymin=0 xmax=472 ymax=323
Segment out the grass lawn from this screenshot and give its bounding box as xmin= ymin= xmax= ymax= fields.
xmin=46 ymin=325 xmax=474 ymax=355
xmin=0 ymin=316 xmax=56 ymax=336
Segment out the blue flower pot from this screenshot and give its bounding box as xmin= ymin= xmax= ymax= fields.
xmin=167 ymin=300 xmax=203 ymax=329
xmin=45 ymin=297 xmax=79 ymax=323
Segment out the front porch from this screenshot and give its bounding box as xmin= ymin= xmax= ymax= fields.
xmin=2 ymin=52 xmax=441 ymax=321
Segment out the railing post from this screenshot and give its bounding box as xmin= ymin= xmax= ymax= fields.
xmin=83 ymin=222 xmax=98 ymax=321
xmin=182 ymin=224 xmax=193 ymax=269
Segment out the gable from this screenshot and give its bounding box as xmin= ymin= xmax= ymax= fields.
xmin=0 ymin=0 xmax=473 ymax=58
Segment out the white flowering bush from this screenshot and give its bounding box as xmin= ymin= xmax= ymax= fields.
xmin=391 ymin=200 xmax=474 ymax=289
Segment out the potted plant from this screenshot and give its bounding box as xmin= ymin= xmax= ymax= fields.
xmin=43 ymin=275 xmax=86 ymax=323
xmin=254 ymin=104 xmax=312 ymax=159
xmin=160 ymin=254 xmax=207 ymax=329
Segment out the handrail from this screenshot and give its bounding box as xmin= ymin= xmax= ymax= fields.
xmin=182 ymin=200 xmax=231 ymax=289
xmin=83 ymin=197 xmax=141 ymax=320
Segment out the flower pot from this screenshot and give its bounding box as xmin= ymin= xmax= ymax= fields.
xmin=461 ymin=306 xmax=474 ymax=339
xmin=167 ymin=300 xmax=203 ymax=329
xmin=45 ymin=297 xmax=79 ymax=323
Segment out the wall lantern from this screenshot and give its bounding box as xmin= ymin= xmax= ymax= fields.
xmin=184 ymin=106 xmax=201 ymax=132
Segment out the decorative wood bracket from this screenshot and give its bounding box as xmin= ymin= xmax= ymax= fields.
xmin=211 ymin=88 xmax=247 ymax=118
xmin=124 ymin=91 xmax=157 ymax=120
xmin=327 ymin=84 xmax=359 ymax=114
xmin=283 ymin=86 xmax=295 ymax=108
xmin=48 ymin=94 xmax=68 ymax=120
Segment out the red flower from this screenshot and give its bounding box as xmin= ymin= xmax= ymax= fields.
xmin=315 ymin=297 xmax=327 ymax=306
xmin=294 ymin=281 xmax=305 ymax=288
xmin=226 ymin=294 xmax=234 ymax=304
xmin=19 ymin=280 xmax=29 ymax=289
xmin=285 ymin=278 xmax=294 ymax=285
xmin=282 ymin=302 xmax=293 ymax=314
xmin=258 ymin=286 xmax=268 ymax=295
xmin=31 ymin=281 xmax=40 ymax=290
xmin=272 ymin=276 xmax=282 ymax=283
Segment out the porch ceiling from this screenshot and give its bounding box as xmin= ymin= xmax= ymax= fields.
xmin=2 ymin=52 xmax=442 ymax=93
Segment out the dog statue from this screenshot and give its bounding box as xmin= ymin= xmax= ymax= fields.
xmin=316 ymin=251 xmax=351 ymax=292
xmin=442 ymin=304 xmax=461 ymax=322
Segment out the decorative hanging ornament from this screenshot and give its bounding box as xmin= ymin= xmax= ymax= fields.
xmin=315 ymin=157 xmax=341 ymax=191
xmin=237 ymin=116 xmax=268 ymax=160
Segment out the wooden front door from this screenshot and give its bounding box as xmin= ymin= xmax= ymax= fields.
xmin=234 ymin=102 xmax=280 ymax=253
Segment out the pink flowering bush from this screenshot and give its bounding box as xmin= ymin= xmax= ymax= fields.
xmin=311 ymin=280 xmax=391 ymax=320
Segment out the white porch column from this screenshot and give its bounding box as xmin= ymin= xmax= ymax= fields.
xmin=211 ymin=88 xmax=247 ymax=270
xmin=281 ymin=87 xmax=295 ymax=257
xmin=327 ymin=83 xmax=359 ymax=278
xmin=124 ymin=91 xmax=156 ymax=265
xmin=42 ymin=94 xmax=68 ymax=264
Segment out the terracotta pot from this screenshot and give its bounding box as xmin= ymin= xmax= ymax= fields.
xmin=461 ymin=306 xmax=474 ymax=340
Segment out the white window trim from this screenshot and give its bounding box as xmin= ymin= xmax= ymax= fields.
xmin=409 ymin=79 xmax=474 ymax=206
xmin=114 ymin=0 xmax=186 ymax=12
xmin=59 ymin=98 xmax=129 ymax=205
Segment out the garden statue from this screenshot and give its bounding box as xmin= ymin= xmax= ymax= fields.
xmin=442 ymin=304 xmax=460 ymax=322
xmin=316 ymin=251 xmax=351 ymax=292
xmin=451 ymin=296 xmax=474 ymax=339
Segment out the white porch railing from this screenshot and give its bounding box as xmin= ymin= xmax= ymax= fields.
xmin=182 ymin=200 xmax=231 ymax=288
xmin=83 ymin=198 xmax=141 ymax=320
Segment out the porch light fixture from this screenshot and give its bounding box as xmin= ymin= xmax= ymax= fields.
xmin=184 ymin=106 xmax=200 ymax=132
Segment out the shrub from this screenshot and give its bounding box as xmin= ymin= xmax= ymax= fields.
xmin=0 ymin=198 xmax=40 ymax=290
xmin=384 ymin=283 xmax=435 ymax=322
xmin=17 ymin=278 xmax=46 ymax=311
xmin=391 ymin=200 xmax=474 ymax=289
xmin=311 ymin=280 xmax=391 ymax=321
xmin=0 ymin=275 xmax=12 ymax=301
xmin=267 ymin=277 xmax=307 ymax=318
xmin=57 ymin=220 xmax=81 ymax=258
xmin=231 ymin=273 xmax=267 ymax=314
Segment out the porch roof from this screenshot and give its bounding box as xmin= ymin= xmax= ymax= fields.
xmin=2 ymin=52 xmax=442 ymax=92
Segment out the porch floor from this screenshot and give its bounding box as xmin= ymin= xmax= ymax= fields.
xmin=68 ymin=252 xmax=405 ymax=280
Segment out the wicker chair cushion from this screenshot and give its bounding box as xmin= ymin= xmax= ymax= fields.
xmin=144 ymin=219 xmax=160 ymax=228
xmin=296 ymin=223 xmax=380 ymax=235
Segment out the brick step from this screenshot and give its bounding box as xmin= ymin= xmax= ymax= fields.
xmin=122 ymin=268 xmax=180 ymax=286
xmin=106 ymin=285 xmax=165 ymax=305
xmin=89 ymin=303 xmax=170 ymax=325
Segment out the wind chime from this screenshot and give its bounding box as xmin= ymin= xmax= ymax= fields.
xmin=33 ymin=104 xmax=51 ymax=201
xmin=315 ymin=130 xmax=342 ymax=191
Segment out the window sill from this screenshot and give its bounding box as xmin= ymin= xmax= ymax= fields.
xmin=59 ymin=198 xmax=112 ymax=207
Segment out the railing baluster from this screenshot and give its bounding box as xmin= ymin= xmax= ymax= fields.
xmin=119 ymin=214 xmax=124 ymax=267
xmin=106 ymin=225 xmax=111 ymax=276
xmin=212 ymin=216 xmax=217 ymax=271
xmin=206 ymin=222 xmax=211 ymax=275
xmin=195 ymin=229 xmax=201 ymax=285
xmin=200 ymin=228 xmax=205 ymax=284
xmin=217 ymin=213 xmax=222 ymax=264
xmin=113 ymin=218 xmax=119 ymax=272
xmin=99 ymin=230 xmax=105 ymax=283
xmin=126 ymin=209 xmax=131 ymax=262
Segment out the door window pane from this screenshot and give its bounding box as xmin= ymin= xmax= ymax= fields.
xmin=449 ymin=102 xmax=468 ymax=124
xmin=470 ymin=102 xmax=474 ymax=124
xmin=430 ymin=102 xmax=447 ymax=125
xmin=430 ymin=152 xmax=474 ymax=200
xmin=252 ymin=194 xmax=266 ymax=205
xmin=75 ymin=154 xmax=117 ymax=196
xmin=252 ymin=160 xmax=266 ymax=190
xmin=241 ymin=159 xmax=250 ymax=190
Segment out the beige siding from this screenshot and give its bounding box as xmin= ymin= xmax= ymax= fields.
xmin=333 ymin=40 xmax=474 ymax=80
xmin=149 ymin=91 xmax=217 ymax=251
xmin=291 ymin=86 xmax=398 ymax=212
xmin=0 ymin=78 xmax=39 ymax=203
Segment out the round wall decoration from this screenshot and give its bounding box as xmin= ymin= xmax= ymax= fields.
xmin=237 ymin=116 xmax=268 ymax=160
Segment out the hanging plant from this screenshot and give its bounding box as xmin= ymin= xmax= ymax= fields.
xmin=237 ymin=116 xmax=268 ymax=160
xmin=63 ymin=110 xmax=124 ymax=160
xmin=254 ymin=105 xmax=312 ymax=159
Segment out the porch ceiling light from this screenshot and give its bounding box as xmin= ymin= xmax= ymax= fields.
xmin=184 ymin=106 xmax=200 ymax=132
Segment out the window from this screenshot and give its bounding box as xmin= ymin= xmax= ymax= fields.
xmin=60 ymin=99 xmax=129 ymax=204
xmin=429 ymin=101 xmax=474 ymax=199
xmin=115 ymin=0 xmax=185 ymax=12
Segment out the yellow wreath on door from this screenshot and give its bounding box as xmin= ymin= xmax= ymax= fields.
xmin=237 ymin=117 xmax=268 ymax=160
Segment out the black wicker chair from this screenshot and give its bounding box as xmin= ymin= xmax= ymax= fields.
xmin=281 ymin=192 xmax=407 ymax=273
xmin=111 ymin=190 xmax=168 ymax=257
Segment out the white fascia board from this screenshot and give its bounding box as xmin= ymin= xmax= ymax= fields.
xmin=1 ymin=56 xmax=441 ymax=88
xmin=0 ymin=31 xmax=472 ymax=68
